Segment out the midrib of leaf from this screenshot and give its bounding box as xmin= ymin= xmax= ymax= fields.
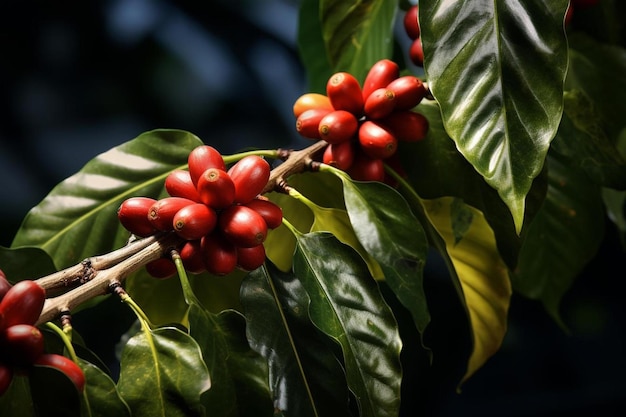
xmin=141 ymin=320 xmax=167 ymax=417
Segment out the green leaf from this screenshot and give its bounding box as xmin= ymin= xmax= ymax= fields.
xmin=80 ymin=360 xmax=131 ymax=417
xmin=0 ymin=246 xmax=57 ymax=282
xmin=420 ymin=0 xmax=569 ymax=232
xmin=297 ymin=0 xmax=333 ymax=92
xmin=511 ymin=153 xmax=605 ymax=327
xmin=11 ymin=129 xmax=203 ymax=269
xmin=241 ymin=262 xmax=352 ymax=417
xmin=117 ymin=326 xmax=211 ymax=417
xmin=0 ymin=376 xmax=34 ymax=416
xmin=293 ymin=232 xmax=402 ymax=417
xmin=421 ymin=197 xmax=511 ymax=386
xmin=29 ymin=363 xmax=82 ymax=416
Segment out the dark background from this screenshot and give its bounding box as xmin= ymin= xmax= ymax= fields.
xmin=1 ymin=1 xmax=624 ymax=415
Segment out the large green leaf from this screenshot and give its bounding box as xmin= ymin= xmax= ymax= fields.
xmin=0 ymin=246 xmax=57 ymax=282
xmin=297 ymin=0 xmax=333 ymax=92
xmin=80 ymin=359 xmax=132 ymax=417
xmin=511 ymin=153 xmax=605 ymax=327
xmin=420 ymin=0 xmax=569 ymax=232
xmin=241 ymin=262 xmax=352 ymax=417
xmin=293 ymin=232 xmax=402 ymax=417
xmin=0 ymin=376 xmax=34 ymax=416
xmin=421 ymin=197 xmax=511 ymax=385
xmin=11 ymin=129 xmax=202 ymax=269
xmin=117 ymin=326 xmax=211 ymax=417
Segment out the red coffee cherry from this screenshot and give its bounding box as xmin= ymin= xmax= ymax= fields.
xmin=34 ymin=354 xmax=85 ymax=393
xmin=196 ymin=168 xmax=235 ymax=209
xmin=0 ymin=363 xmax=12 ymax=396
xmin=323 ymin=141 xmax=355 ymax=171
xmin=173 ymin=203 xmax=217 ymax=240
xmin=293 ymin=93 xmax=333 ymax=118
xmin=236 ymin=245 xmax=266 ymax=272
xmin=148 ymin=197 xmax=196 ymax=232
xmin=386 ymin=76 xmax=427 ymax=110
xmin=380 ymin=111 xmax=429 ymax=142
xmin=362 ymin=59 xmax=400 ymax=101
xmin=188 ymin=145 xmax=226 ymax=187
xmin=364 ymin=88 xmax=397 ymax=120
xmin=219 ymin=205 xmax=268 ymax=248
xmin=201 ymin=232 xmax=238 ymax=276
xmin=118 ymin=197 xmax=158 ymax=237
xmin=0 ymin=280 xmax=45 ymax=328
xmin=358 ymin=121 xmax=398 ymax=160
xmin=228 ymin=155 xmax=271 ymax=204
xmin=403 ymin=5 xmax=420 ymax=40
xmin=145 ymin=258 xmax=177 ymax=279
xmin=245 ymin=198 xmax=283 ymax=229
xmin=165 ymin=170 xmax=201 ymax=202
xmin=348 ymin=152 xmax=385 ymax=182
xmin=318 ymin=110 xmax=359 ymax=144
xmin=326 ymin=72 xmax=364 ymax=116
xmin=179 ymin=240 xmax=206 ymax=274
xmin=296 ymin=108 xmax=331 ymax=140
xmin=409 ymin=37 xmax=424 ymax=67
xmin=1 ymin=324 xmax=45 ymax=367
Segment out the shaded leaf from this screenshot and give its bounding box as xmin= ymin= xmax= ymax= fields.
xmin=297 ymin=0 xmax=333 ymax=92
xmin=241 ymin=262 xmax=352 ymax=417
xmin=0 ymin=246 xmax=57 ymax=283
xmin=0 ymin=376 xmax=34 ymax=417
xmin=294 ymin=232 xmax=402 ymax=417
xmin=80 ymin=359 xmax=131 ymax=417
xmin=420 ymin=0 xmax=569 ymax=232
xmin=29 ymin=363 xmax=81 ymax=417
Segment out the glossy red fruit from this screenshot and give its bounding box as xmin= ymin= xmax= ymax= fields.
xmin=358 ymin=121 xmax=398 ymax=160
xmin=245 ymin=198 xmax=283 ymax=229
xmin=118 ymin=197 xmax=158 ymax=237
xmin=34 ymin=354 xmax=85 ymax=393
xmin=362 ymin=59 xmax=400 ymax=101
xmin=409 ymin=37 xmax=424 ymax=67
xmin=326 ymin=72 xmax=364 ymax=116
xmin=0 ymin=280 xmax=45 ymax=328
xmin=196 ymin=168 xmax=235 ymax=209
xmin=201 ymin=233 xmax=238 ymax=276
xmin=403 ymin=5 xmax=420 ymax=40
xmin=228 ymin=155 xmax=271 ymax=204
xmin=296 ymin=108 xmax=331 ymax=139
xmin=218 ymin=205 xmax=268 ymax=248
xmin=323 ymin=141 xmax=355 ymax=171
xmin=165 ymin=170 xmax=201 ymax=202
xmin=188 ymin=145 xmax=226 ymax=187
xmin=148 ymin=197 xmax=196 ymax=232
xmin=348 ymin=152 xmax=385 ymax=182
xmin=236 ymin=245 xmax=266 ymax=271
xmin=1 ymin=324 xmax=45 ymax=366
xmin=0 ymin=362 xmax=12 ymax=396
xmin=179 ymin=240 xmax=206 ymax=274
xmin=318 ymin=110 xmax=359 ymax=144
xmin=364 ymin=88 xmax=396 ymax=120
xmin=387 ymin=76 xmax=426 ymax=110
xmin=380 ymin=110 xmax=429 ymax=142
xmin=173 ymin=203 xmax=217 ymax=240
xmin=293 ymin=93 xmax=333 ymax=118
xmin=145 ymin=258 xmax=177 ymax=279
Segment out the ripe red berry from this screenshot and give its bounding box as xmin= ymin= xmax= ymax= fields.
xmin=1 ymin=324 xmax=45 ymax=367
xmin=409 ymin=37 xmax=424 ymax=67
xmin=403 ymin=5 xmax=420 ymax=40
xmin=179 ymin=240 xmax=206 ymax=274
xmin=318 ymin=110 xmax=359 ymax=144
xmin=0 ymin=363 xmax=12 ymax=396
xmin=296 ymin=108 xmax=331 ymax=140
xmin=228 ymin=155 xmax=271 ymax=204
xmin=323 ymin=141 xmax=355 ymax=171
xmin=201 ymin=233 xmax=238 ymax=276
xmin=118 ymin=197 xmax=158 ymax=237
xmin=165 ymin=170 xmax=201 ymax=202
xmin=358 ymin=121 xmax=398 ymax=160
xmin=387 ymin=76 xmax=427 ymax=110
xmin=244 ymin=198 xmax=283 ymax=229
xmin=34 ymin=354 xmax=85 ymax=393
xmin=196 ymin=168 xmax=235 ymax=209
xmin=293 ymin=93 xmax=333 ymax=118
xmin=326 ymin=72 xmax=364 ymax=116
xmin=348 ymin=152 xmax=385 ymax=182
xmin=188 ymin=145 xmax=226 ymax=187
xmin=236 ymin=245 xmax=266 ymax=271
xmin=0 ymin=280 xmax=45 ymax=328
xmin=364 ymin=88 xmax=397 ymax=120
xmin=219 ymin=205 xmax=268 ymax=248
xmin=148 ymin=197 xmax=196 ymax=232
xmin=173 ymin=203 xmax=217 ymax=240
xmin=145 ymin=258 xmax=177 ymax=279
xmin=362 ymin=59 xmax=400 ymax=101
xmin=380 ymin=110 xmax=429 ymax=142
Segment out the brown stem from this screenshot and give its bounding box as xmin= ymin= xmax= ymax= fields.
xmin=262 ymin=140 xmax=327 ymax=194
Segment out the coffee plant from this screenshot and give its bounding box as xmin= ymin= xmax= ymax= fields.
xmin=1 ymin=0 xmax=625 ymax=415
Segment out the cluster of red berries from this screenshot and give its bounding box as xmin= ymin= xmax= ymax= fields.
xmin=0 ymin=270 xmax=85 ymax=396
xmin=118 ymin=146 xmax=282 ymax=278
xmin=403 ymin=5 xmax=423 ymax=67
xmin=294 ymin=59 xmax=429 ymax=182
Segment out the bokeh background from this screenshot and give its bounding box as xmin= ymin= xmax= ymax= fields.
xmin=1 ymin=1 xmax=624 ymax=415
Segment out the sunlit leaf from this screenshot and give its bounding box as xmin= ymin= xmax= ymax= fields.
xmin=421 ymin=197 xmax=511 ymax=385
xmin=297 ymin=0 xmax=333 ymax=92
xmin=420 ymin=0 xmax=569 ymax=232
